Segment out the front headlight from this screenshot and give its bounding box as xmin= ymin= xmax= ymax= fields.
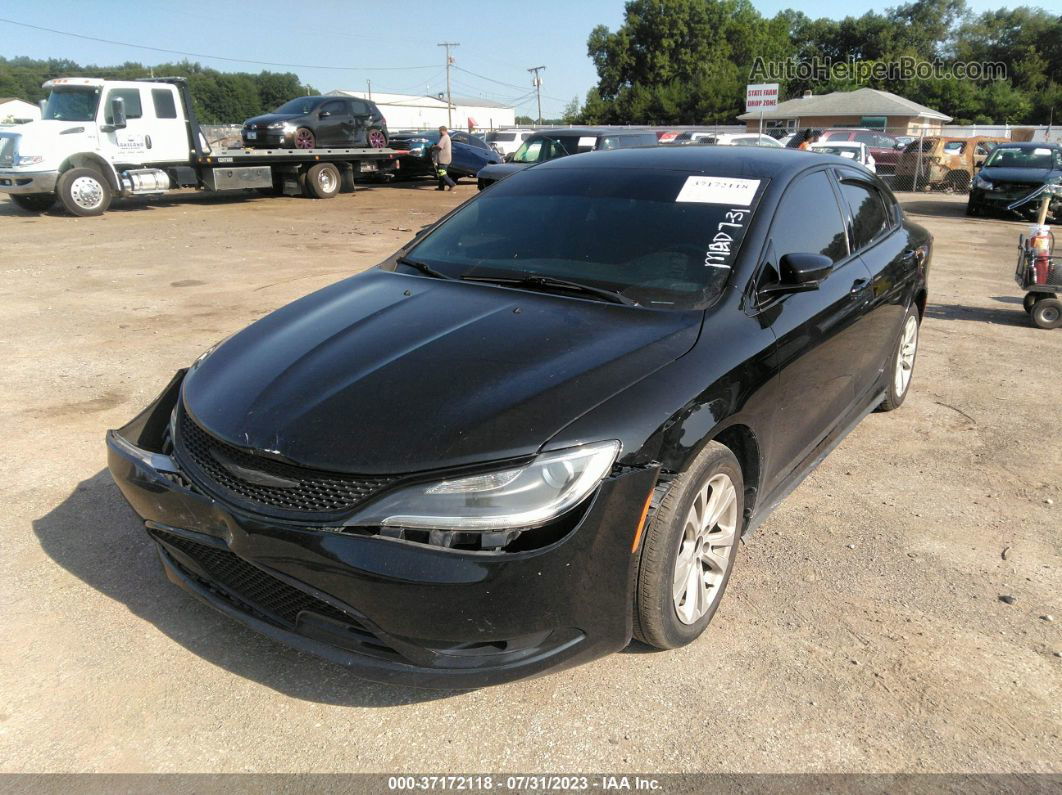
xmin=16 ymin=155 xmax=44 ymax=166
xmin=345 ymin=440 xmax=620 ymax=530
xmin=267 ymin=122 xmax=285 ymax=130
xmin=973 ymin=174 xmax=992 ymax=189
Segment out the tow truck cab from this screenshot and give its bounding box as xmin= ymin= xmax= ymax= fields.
xmin=0 ymin=76 xmax=398 ymax=216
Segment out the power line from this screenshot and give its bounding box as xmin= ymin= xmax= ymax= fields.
xmin=0 ymin=16 xmax=438 ymax=71
xmin=452 ymin=66 xmax=529 ymax=92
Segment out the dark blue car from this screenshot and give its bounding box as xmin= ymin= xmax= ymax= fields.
xmin=388 ymin=130 xmax=502 ymax=181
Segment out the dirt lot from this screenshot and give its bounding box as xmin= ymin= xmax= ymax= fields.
xmin=0 ymin=183 xmax=1058 ymax=774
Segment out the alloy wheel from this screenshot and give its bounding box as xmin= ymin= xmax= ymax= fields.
xmin=672 ymin=473 xmax=738 ymax=625
xmin=69 ymin=176 xmax=105 ymax=211
xmin=894 ymin=314 xmax=918 ymax=396
xmin=294 ymin=129 xmax=315 ymax=149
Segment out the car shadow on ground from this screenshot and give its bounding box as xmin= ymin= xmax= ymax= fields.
xmin=898 ymin=199 xmax=969 ymax=218
xmin=925 ymin=302 xmax=1031 ymax=327
xmin=33 ymin=469 xmax=464 ymax=706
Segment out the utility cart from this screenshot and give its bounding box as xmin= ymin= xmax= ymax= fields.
xmin=1009 ymin=183 xmax=1062 ymax=329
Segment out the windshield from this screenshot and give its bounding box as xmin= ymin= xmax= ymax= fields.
xmin=984 ymin=146 xmax=1060 ymax=170
xmin=511 ymin=135 xmax=591 ymax=163
xmin=42 ymin=88 xmax=102 ymax=121
xmin=273 ymin=97 xmax=322 ymax=115
xmin=404 ymin=168 xmax=764 ymax=309
xmin=488 ymin=132 xmax=516 ymax=142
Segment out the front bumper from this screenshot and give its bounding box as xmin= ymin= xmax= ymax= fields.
xmin=106 ymin=373 xmax=657 ymax=687
xmin=242 ymin=130 xmax=293 ymax=148
xmin=0 ymin=169 xmax=58 ymax=194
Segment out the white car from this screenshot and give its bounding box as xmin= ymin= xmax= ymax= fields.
xmin=485 ymin=129 xmax=534 ymax=156
xmin=676 ymin=132 xmax=782 ymax=147
xmin=808 ymin=140 xmax=877 ymax=173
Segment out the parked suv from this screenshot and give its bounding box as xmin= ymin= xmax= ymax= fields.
xmin=818 ymin=129 xmax=902 ymax=174
xmin=895 ymin=136 xmax=1007 ymax=191
xmin=242 ymin=96 xmax=388 ymax=150
xmin=477 ymin=128 xmax=658 ymax=189
xmin=485 ymin=129 xmax=534 ymax=156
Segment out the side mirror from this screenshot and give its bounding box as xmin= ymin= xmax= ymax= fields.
xmin=109 ymin=96 xmax=127 ymax=129
xmin=38 ymin=99 xmax=46 ymax=113
xmin=759 ymin=253 xmax=833 ymax=298
xmin=895 ymin=142 xmax=906 ymax=150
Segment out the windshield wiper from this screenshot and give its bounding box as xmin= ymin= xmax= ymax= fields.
xmin=461 ymin=274 xmax=637 ymax=306
xmin=396 ymin=256 xmax=454 ymax=280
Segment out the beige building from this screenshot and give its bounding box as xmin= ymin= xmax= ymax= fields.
xmin=737 ymin=88 xmax=951 ymax=135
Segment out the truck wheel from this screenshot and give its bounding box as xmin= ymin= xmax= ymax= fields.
xmin=294 ymin=128 xmax=315 ymax=149
xmin=57 ymin=168 xmax=112 ymax=216
xmin=1031 ymin=297 xmax=1062 ymax=329
xmin=303 ymin=163 xmax=340 ymax=199
xmin=367 ymin=128 xmax=387 ymax=148
xmin=338 ymin=163 xmax=357 ymax=193
xmin=10 ymin=193 xmax=56 ymax=213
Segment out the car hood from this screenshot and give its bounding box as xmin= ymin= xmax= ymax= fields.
xmin=478 ymin=162 xmax=533 ymax=180
xmin=243 ymin=112 xmax=306 ymax=127
xmin=979 ymin=166 xmax=1058 ymax=183
xmin=182 ymin=269 xmax=701 ymax=475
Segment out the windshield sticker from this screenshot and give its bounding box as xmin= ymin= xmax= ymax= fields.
xmin=704 ymin=208 xmax=750 ymax=269
xmin=1033 ymin=148 xmax=1051 ymax=156
xmin=578 ymin=136 xmax=597 ymax=148
xmin=677 ymin=176 xmax=760 ymax=206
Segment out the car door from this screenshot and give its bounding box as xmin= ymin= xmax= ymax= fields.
xmin=146 ymin=86 xmax=190 ymax=163
xmin=834 ymin=169 xmax=912 ymax=397
xmin=753 ymin=168 xmax=876 ymax=494
xmin=315 ymin=99 xmax=352 ymax=146
xmin=349 ymin=99 xmax=372 ymax=145
xmin=99 ymin=86 xmax=151 ymax=166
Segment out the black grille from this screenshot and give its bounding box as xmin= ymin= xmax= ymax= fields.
xmin=174 ymin=406 xmax=394 ymax=517
xmin=152 ymin=528 xmax=353 ymax=627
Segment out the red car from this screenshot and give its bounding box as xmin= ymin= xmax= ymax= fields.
xmin=818 ymin=129 xmax=903 ymax=175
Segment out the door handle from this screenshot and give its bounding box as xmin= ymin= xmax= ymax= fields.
xmin=850 ymin=277 xmax=869 ymax=293
xmin=145 ymin=134 xmax=152 ymax=149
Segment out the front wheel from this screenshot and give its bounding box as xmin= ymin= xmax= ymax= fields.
xmin=1031 ymin=297 xmax=1062 ymax=329
xmin=879 ymin=308 xmax=920 ymax=411
xmin=633 ymin=442 xmax=742 ymax=649
xmin=293 ymin=127 xmax=316 ymax=149
xmin=56 ymin=168 xmax=112 ymax=216
xmin=10 ymin=193 xmax=56 ymax=213
xmin=367 ymin=128 xmax=387 ymax=148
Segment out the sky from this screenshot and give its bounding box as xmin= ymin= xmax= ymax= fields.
xmin=0 ymin=0 xmax=1040 ymax=119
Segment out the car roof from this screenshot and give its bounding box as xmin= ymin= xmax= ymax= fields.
xmin=532 ymin=127 xmax=652 ymax=138
xmin=532 ymin=145 xmax=841 ymax=179
xmin=989 ymin=141 xmax=1060 ymax=149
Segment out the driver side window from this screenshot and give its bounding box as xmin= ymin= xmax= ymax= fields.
xmin=771 ymin=171 xmax=849 ymax=265
xmin=104 ymin=88 xmax=143 ymax=123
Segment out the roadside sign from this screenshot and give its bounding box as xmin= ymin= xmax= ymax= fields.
xmin=745 ymin=83 xmax=779 ymax=113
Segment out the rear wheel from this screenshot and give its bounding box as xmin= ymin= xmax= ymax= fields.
xmin=56 ymin=168 xmax=112 ymax=216
xmin=294 ymin=127 xmax=316 ymax=149
xmin=367 ymin=128 xmax=387 ymax=148
xmin=303 ymin=163 xmax=340 ymax=199
xmin=10 ymin=193 xmax=56 ymax=213
xmin=879 ymin=308 xmax=919 ymax=411
xmin=1031 ymin=297 xmax=1062 ymax=329
xmin=944 ymin=170 xmax=970 ymax=193
xmin=633 ymin=442 xmax=742 ymax=650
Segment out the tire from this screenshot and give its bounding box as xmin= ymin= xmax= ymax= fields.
xmin=303 ymin=163 xmax=340 ymax=199
xmin=879 ymin=307 xmax=920 ymax=411
xmin=339 ymin=164 xmax=357 ymax=193
xmin=1023 ymin=292 xmax=1043 ymax=314
xmin=293 ymin=127 xmax=315 ymax=149
xmin=965 ymin=201 xmax=979 ymax=217
xmin=944 ymin=170 xmax=970 ymax=193
xmin=10 ymin=193 xmax=56 ymax=213
xmin=56 ymin=168 xmax=112 ymax=216
xmin=367 ymin=128 xmax=387 ymax=149
xmin=1030 ymin=297 xmax=1062 ymax=329
xmin=633 ymin=441 xmax=743 ymax=650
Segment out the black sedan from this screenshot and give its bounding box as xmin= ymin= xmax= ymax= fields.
xmin=967 ymin=142 xmax=1062 ymax=220
xmin=107 ymin=147 xmax=930 ymax=687
xmin=242 ymin=96 xmax=388 ymax=150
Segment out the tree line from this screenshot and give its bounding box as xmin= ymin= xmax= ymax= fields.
xmin=0 ymin=57 xmax=315 ymax=124
xmin=570 ymin=0 xmax=1060 ymax=125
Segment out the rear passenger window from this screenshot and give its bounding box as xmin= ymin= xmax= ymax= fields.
xmin=943 ymin=141 xmax=966 ymax=154
xmin=151 ymin=89 xmax=177 ymax=119
xmin=105 ymin=88 xmax=143 ymax=122
xmin=772 ymin=171 xmax=848 ymax=263
xmin=839 ymin=180 xmax=890 ymax=250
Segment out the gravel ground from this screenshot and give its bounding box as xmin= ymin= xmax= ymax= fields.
xmin=0 ymin=184 xmax=1058 ymax=774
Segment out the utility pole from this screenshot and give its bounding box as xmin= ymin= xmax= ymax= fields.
xmin=528 ymin=65 xmax=546 ymax=125
xmin=366 ymin=79 xmax=372 ymax=100
xmin=438 ymin=42 xmax=460 ymax=128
